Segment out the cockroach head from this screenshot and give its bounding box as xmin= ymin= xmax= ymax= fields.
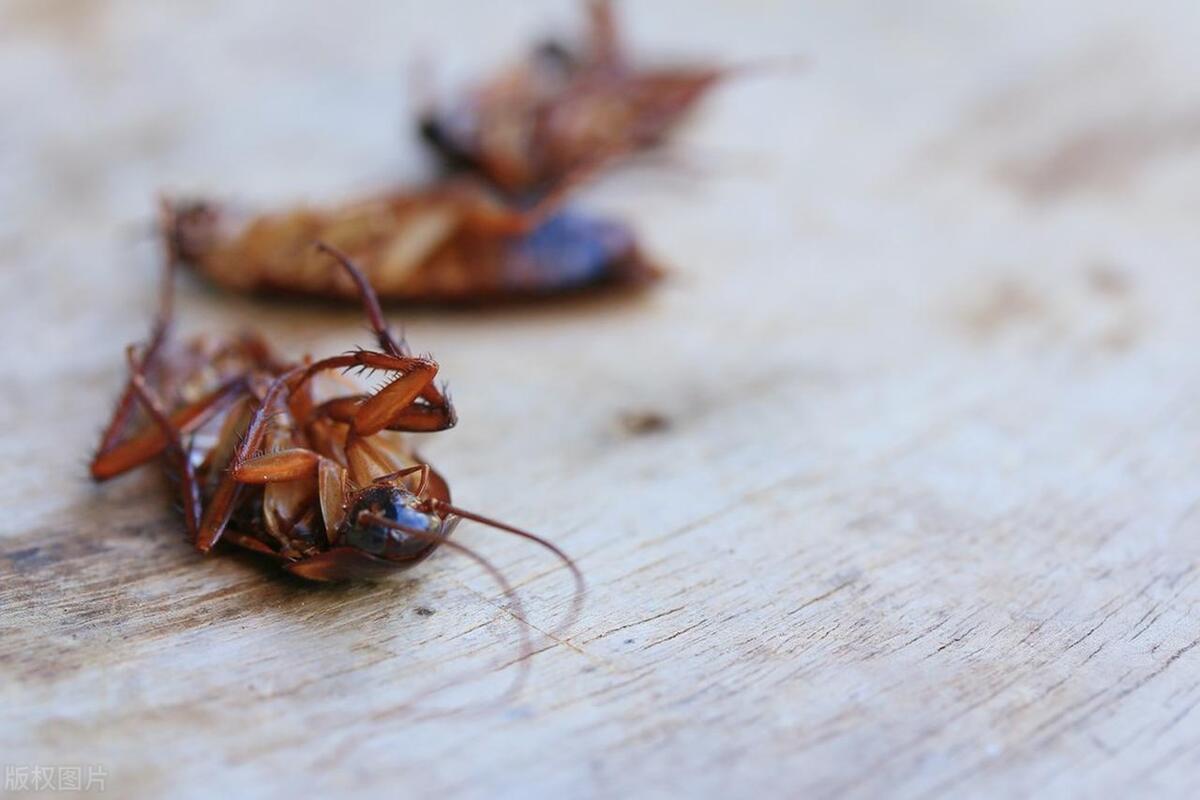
xmin=339 ymin=484 xmax=455 ymax=564
xmin=511 ymin=212 xmax=662 ymax=291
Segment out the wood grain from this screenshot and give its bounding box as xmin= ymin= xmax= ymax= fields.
xmin=3 ymin=1 xmax=1200 ymax=797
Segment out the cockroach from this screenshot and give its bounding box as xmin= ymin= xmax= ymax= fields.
xmin=91 ymin=243 xmax=582 ymax=595
xmin=418 ymin=0 xmax=737 ymax=196
xmin=164 ymin=177 xmax=661 ymax=304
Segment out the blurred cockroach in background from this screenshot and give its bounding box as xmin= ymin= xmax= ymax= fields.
xmin=163 ymin=176 xmax=661 ymax=305
xmin=164 ymin=0 xmax=796 ymax=306
xmin=417 ymin=0 xmax=744 ymax=197
xmin=90 ymin=242 xmax=581 ymax=598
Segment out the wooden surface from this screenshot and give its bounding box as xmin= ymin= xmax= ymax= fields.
xmin=4 ymin=1 xmax=1200 ymax=797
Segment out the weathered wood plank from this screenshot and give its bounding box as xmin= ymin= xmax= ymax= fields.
xmin=3 ymin=1 xmax=1200 ymax=797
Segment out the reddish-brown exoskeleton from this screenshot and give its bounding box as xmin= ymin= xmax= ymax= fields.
xmin=90 ymin=243 xmax=580 ymax=588
xmin=165 ymin=177 xmax=661 ymax=304
xmin=418 ymin=0 xmax=733 ymax=196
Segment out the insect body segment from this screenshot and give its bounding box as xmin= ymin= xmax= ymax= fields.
xmin=418 ymin=0 xmax=729 ymax=196
xmin=165 ymin=183 xmax=661 ymax=304
xmin=90 ymin=246 xmax=574 ymax=585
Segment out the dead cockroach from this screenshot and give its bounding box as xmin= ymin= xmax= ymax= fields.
xmin=417 ymin=0 xmax=737 ymax=195
xmin=91 ymin=243 xmax=581 ymax=592
xmin=164 ymin=177 xmax=661 ymax=304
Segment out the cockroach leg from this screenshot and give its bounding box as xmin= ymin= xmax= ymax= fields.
xmin=233 ymin=448 xmax=321 ymax=484
xmin=196 ymin=394 xmax=254 ymax=487
xmin=292 ymin=351 xmax=430 ymax=391
xmin=372 ymin=464 xmax=431 ymax=497
xmin=351 ymin=360 xmax=441 ymax=437
xmin=91 ymin=376 xmax=248 ymax=481
xmin=95 ymin=259 xmax=178 ymax=458
xmin=315 ymin=392 xmax=456 ymax=433
xmin=95 ymin=322 xmax=169 ymax=458
xmin=125 ymin=348 xmax=203 ymax=543
xmin=291 ymin=351 xmax=453 ymax=435
xmin=196 ymin=368 xmax=303 ymax=553
xmin=318 ymin=458 xmax=349 ymax=536
xmin=238 ymin=431 xmax=351 ymax=541
xmin=314 ymin=243 xmax=452 ymax=423
xmin=223 ymin=530 xmax=285 ymax=560
xmin=380 ymin=402 xmax=457 ymax=433
xmin=259 ymin=503 xmax=304 ymax=559
xmin=310 ymin=395 xmax=364 ymax=426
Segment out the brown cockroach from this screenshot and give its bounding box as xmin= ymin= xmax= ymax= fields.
xmin=418 ymin=0 xmax=737 ymax=196
xmin=164 ymin=176 xmax=661 ymax=304
xmin=91 ymin=243 xmax=581 ymax=591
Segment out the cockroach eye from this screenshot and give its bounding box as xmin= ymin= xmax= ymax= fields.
xmin=343 ymin=485 xmax=441 ymax=559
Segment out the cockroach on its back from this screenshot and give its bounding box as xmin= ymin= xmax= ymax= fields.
xmin=418 ymin=0 xmax=733 ymax=196
xmin=165 ymin=178 xmax=661 ymax=304
xmin=91 ymin=243 xmax=581 ymax=592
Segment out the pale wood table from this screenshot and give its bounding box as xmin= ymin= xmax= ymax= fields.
xmin=4 ymin=1 xmax=1200 ymax=797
